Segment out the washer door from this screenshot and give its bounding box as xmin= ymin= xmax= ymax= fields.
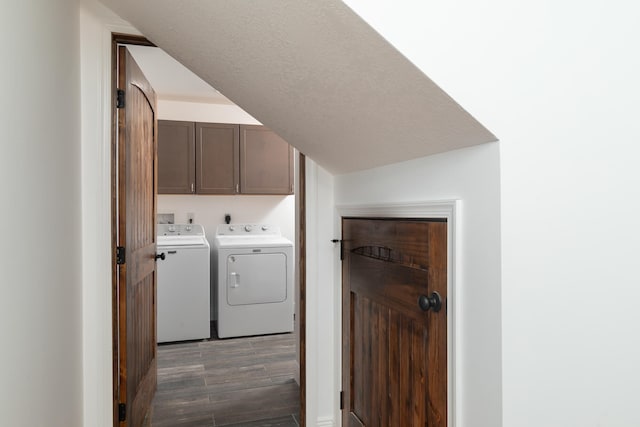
xmin=227 ymin=253 xmax=287 ymax=305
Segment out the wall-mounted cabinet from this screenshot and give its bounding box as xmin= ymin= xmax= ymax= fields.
xmin=239 ymin=125 xmax=294 ymax=195
xmin=158 ymin=120 xmax=294 ymax=195
xmin=196 ymin=122 xmax=239 ymax=194
xmin=157 ymin=120 xmax=195 ymax=194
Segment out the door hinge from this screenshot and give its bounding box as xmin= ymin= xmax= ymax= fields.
xmin=118 ymin=403 xmax=126 ymax=422
xmin=331 ymin=239 xmax=344 ymax=261
xmin=116 ymin=89 xmax=125 ymax=109
xmin=116 ymin=246 xmax=126 ymax=265
xmin=340 ymin=390 xmax=344 ymax=410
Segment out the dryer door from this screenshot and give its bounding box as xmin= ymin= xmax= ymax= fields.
xmin=227 ymin=252 xmax=288 ymax=305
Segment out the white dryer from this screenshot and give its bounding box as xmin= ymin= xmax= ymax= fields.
xmin=213 ymin=224 xmax=293 ymax=338
xmin=156 ymin=224 xmax=210 ymax=343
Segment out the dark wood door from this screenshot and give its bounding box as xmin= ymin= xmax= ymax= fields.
xmin=196 ymin=122 xmax=239 ymax=194
xmin=157 ymin=120 xmax=195 ymax=194
xmin=342 ymin=218 xmax=447 ymax=427
xmin=115 ymin=46 xmax=158 ymax=427
xmin=240 ymin=125 xmax=294 ymax=194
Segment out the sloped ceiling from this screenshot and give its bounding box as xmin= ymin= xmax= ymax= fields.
xmin=101 ymin=0 xmax=496 ymax=174
xmin=126 ymin=45 xmax=233 ymax=104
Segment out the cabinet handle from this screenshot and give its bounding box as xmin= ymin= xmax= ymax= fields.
xmin=236 ymin=183 xmax=239 ymax=193
xmin=191 ymin=183 xmax=194 ymax=193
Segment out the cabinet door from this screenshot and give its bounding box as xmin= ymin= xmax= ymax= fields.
xmin=240 ymin=125 xmax=294 ymax=194
xmin=196 ymin=122 xmax=239 ymax=194
xmin=158 ymin=120 xmax=195 ymax=194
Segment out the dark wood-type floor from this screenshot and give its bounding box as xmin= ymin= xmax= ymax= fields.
xmin=151 ymin=327 xmax=300 ymax=427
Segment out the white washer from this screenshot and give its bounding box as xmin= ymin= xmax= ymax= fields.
xmin=213 ymin=224 xmax=294 ymax=339
xmin=156 ymin=224 xmax=210 ymax=343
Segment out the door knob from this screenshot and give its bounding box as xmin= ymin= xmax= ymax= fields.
xmin=418 ymin=292 xmax=442 ymax=312
xmin=155 ymin=252 xmax=166 ymax=261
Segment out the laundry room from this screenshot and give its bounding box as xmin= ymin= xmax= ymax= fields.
xmin=129 ymin=45 xmax=301 ymax=426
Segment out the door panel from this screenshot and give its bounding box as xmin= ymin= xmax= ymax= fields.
xmin=196 ymin=122 xmax=239 ymax=194
xmin=116 ymin=46 xmax=158 ymax=427
xmin=342 ymin=218 xmax=447 ymax=427
xmin=227 ymin=253 xmax=288 ymax=305
xmin=157 ymin=248 xmax=210 ymax=343
xmin=157 ymin=120 xmax=195 ymax=194
xmin=240 ymin=125 xmax=294 ymax=194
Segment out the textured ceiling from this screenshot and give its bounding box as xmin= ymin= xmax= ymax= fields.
xmin=101 ymin=0 xmax=496 ymax=174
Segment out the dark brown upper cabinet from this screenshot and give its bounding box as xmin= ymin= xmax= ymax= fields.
xmin=157 ymin=120 xmax=294 ymax=195
xmin=157 ymin=120 xmax=195 ymax=194
xmin=196 ymin=122 xmax=239 ymax=194
xmin=240 ymin=125 xmax=294 ymax=195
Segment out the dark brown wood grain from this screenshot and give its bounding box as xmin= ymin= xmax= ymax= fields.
xmin=298 ymin=152 xmax=306 ymax=427
xmin=196 ymin=122 xmax=239 ymax=194
xmin=157 ymin=120 xmax=195 ymax=194
xmin=112 ymin=33 xmax=156 ymax=47
xmin=111 ymin=34 xmax=156 ymax=427
xmin=116 ymin=46 xmax=158 ymax=427
xmin=342 ymin=218 xmax=447 ymax=427
xmin=156 ymin=121 xmax=294 ymax=195
xmin=426 ymin=222 xmax=447 ymax=426
xmin=240 ymin=125 xmax=294 ymax=195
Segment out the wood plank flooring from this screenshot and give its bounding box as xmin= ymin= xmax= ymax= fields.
xmin=151 ymin=330 xmax=300 ymax=426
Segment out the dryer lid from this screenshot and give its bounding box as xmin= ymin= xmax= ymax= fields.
xmin=215 ymin=235 xmax=292 ymax=248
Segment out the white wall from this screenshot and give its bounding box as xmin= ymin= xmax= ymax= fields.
xmin=344 ymin=1 xmax=640 ymax=426
xmin=304 ymin=159 xmax=339 ymax=427
xmin=158 ymin=195 xmax=295 ymax=245
xmin=0 ymin=1 xmax=83 ymax=426
xmin=493 ymin=5 xmax=640 ymax=426
xmin=334 ymin=144 xmax=502 ymax=426
xmin=158 ymin=99 xmax=261 ymax=124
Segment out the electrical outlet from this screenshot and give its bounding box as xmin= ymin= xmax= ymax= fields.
xmin=157 ymin=213 xmax=175 ymax=224
xmin=187 ymin=212 xmax=195 ymax=224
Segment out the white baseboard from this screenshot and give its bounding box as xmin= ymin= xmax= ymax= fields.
xmin=316 ymin=416 xmax=335 ymax=427
xmin=294 ymin=361 xmax=300 ymax=386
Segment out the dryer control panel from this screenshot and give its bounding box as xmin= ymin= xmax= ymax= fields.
xmin=216 ymin=224 xmax=280 ymax=236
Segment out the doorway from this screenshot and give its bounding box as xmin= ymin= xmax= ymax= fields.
xmin=336 ymin=201 xmax=460 ymax=426
xmin=111 ymin=34 xmax=306 ymax=427
xmin=341 ymin=218 xmax=447 ymax=426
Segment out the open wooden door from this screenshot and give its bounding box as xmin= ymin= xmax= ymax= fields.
xmin=114 ymin=46 xmax=158 ymax=427
xmin=341 ymin=218 xmax=447 ymax=427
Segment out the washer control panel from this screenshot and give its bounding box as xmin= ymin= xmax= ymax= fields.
xmin=157 ymin=223 xmax=203 ymax=236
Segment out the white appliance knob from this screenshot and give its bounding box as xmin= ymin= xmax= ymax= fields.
xmin=262 ymin=226 xmax=269 ymax=231
xmin=244 ymin=225 xmax=253 ymax=232
xmin=229 ymin=226 xmax=235 ymax=231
